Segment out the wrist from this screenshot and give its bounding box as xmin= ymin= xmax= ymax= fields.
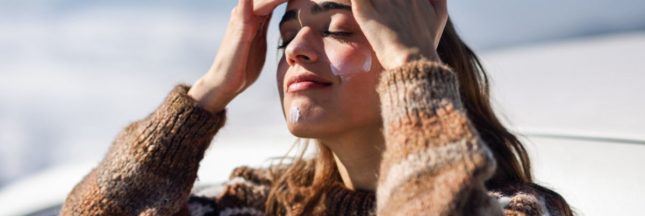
xmin=187 ymin=78 xmax=230 ymax=113
xmin=382 ymin=48 xmax=442 ymax=70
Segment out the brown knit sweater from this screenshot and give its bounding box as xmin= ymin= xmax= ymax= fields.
xmin=61 ymin=60 xmax=561 ymax=216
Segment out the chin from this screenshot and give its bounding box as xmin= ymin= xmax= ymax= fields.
xmin=286 ymin=119 xmax=340 ymax=139
xmin=282 ymin=97 xmax=335 ymax=138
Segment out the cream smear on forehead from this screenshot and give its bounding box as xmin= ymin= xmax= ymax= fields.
xmin=327 ymin=45 xmax=373 ymax=80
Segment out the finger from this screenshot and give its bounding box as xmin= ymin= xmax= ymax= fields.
xmin=239 ymin=0 xmax=254 ymax=22
xmin=257 ymin=13 xmax=273 ymax=37
xmin=350 ymin=0 xmax=375 ymax=15
xmin=351 ymin=0 xmax=377 ymax=16
xmin=254 ymin=0 xmax=287 ymax=16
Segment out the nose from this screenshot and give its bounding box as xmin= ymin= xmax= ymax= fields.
xmin=284 ymin=27 xmax=319 ymax=66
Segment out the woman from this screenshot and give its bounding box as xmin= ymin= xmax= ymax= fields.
xmin=61 ymin=0 xmax=572 ymax=215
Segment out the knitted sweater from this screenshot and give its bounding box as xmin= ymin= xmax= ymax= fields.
xmin=61 ymin=60 xmax=560 ymax=216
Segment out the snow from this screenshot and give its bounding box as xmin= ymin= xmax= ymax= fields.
xmin=482 ymin=32 xmax=645 ymax=215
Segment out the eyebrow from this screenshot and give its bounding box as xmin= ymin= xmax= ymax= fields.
xmin=279 ymin=2 xmax=352 ymax=27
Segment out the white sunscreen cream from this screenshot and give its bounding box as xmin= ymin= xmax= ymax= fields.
xmin=289 ymin=105 xmax=301 ymax=123
xmin=325 ymin=41 xmax=373 ymax=81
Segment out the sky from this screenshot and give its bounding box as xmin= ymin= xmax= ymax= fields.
xmin=1 ymin=0 xmax=644 ymax=190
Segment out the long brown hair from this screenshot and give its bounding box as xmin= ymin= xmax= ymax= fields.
xmin=266 ymin=18 xmax=573 ymax=215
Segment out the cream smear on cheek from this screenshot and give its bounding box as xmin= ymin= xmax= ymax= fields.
xmin=325 ymin=41 xmax=373 ymax=81
xmin=287 ymin=41 xmax=372 ymax=124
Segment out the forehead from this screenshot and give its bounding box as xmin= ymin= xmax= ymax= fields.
xmin=280 ymin=0 xmax=352 ymax=27
xmin=286 ymin=0 xmax=351 ymax=10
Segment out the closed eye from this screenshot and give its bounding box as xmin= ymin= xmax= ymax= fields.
xmin=277 ymin=37 xmax=293 ymax=49
xmin=277 ymin=31 xmax=354 ymax=49
xmin=323 ymin=30 xmax=353 ymax=37
xmin=323 ymin=30 xmax=354 ymax=44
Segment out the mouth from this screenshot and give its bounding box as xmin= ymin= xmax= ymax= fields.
xmin=286 ymin=73 xmax=333 ymax=93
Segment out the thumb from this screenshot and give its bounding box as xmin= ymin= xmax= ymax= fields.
xmin=429 ymin=0 xmax=448 ymax=49
xmin=429 ymin=0 xmax=447 ymax=18
xmin=350 ymin=0 xmax=376 ymax=20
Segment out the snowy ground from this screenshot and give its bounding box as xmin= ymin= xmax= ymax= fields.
xmin=483 ymin=33 xmax=645 ymax=215
xmin=1 ymin=1 xmax=644 ymax=215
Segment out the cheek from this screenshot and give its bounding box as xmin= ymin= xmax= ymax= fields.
xmin=277 ymin=57 xmax=288 ymax=97
xmin=334 ymin=63 xmax=383 ymax=122
xmin=323 ymin=40 xmax=373 ymax=80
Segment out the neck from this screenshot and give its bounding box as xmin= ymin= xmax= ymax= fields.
xmin=320 ymin=126 xmax=384 ymax=191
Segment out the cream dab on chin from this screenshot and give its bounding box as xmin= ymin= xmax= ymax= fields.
xmin=290 ymin=106 xmax=301 ymax=123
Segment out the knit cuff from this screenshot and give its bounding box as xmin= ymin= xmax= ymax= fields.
xmin=375 ymin=60 xmax=497 ymax=215
xmin=137 ymin=83 xmax=227 ymax=174
xmin=154 ymin=83 xmax=227 ymax=139
xmin=377 ymin=60 xmax=463 ymax=126
xmin=71 ymin=84 xmax=229 ymax=215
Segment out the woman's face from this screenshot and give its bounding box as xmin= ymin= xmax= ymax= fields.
xmin=277 ymin=0 xmax=384 ymax=139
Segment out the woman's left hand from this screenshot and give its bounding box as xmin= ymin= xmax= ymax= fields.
xmin=350 ymin=0 xmax=448 ymax=70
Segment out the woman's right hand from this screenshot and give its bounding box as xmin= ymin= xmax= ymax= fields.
xmin=349 ymin=0 xmax=448 ymax=71
xmin=188 ymin=0 xmax=286 ymax=113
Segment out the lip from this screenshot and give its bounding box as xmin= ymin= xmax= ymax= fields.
xmin=286 ymin=73 xmax=333 ymax=93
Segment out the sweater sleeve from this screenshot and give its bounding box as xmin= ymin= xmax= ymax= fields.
xmin=61 ymin=84 xmax=227 ymax=216
xmin=375 ymin=60 xmax=502 ymax=215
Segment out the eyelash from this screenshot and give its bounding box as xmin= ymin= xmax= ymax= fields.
xmin=277 ymin=31 xmax=353 ymax=49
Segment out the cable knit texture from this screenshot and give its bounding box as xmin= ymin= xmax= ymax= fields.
xmin=61 ymin=60 xmax=560 ymax=216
